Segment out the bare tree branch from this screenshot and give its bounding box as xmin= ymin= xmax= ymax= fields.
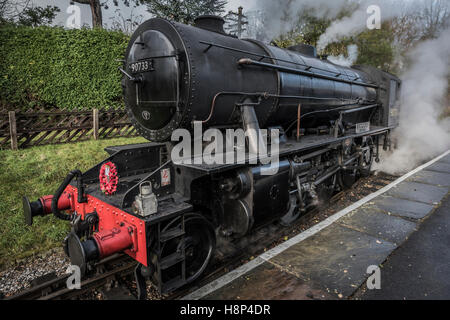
xmin=109 ymin=6 xmax=143 ymax=34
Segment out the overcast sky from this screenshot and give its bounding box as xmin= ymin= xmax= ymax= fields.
xmin=31 ymin=0 xmax=258 ymax=28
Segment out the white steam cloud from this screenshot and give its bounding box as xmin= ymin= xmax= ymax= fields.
xmin=374 ymin=29 xmax=450 ymax=174
xmin=250 ymin=0 xmax=352 ymax=41
xmin=316 ymin=0 xmax=408 ymax=51
xmin=327 ymin=44 xmax=358 ymax=67
xmin=316 ymin=6 xmax=367 ymax=51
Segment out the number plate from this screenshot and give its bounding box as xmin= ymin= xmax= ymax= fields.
xmin=129 ymin=59 xmax=154 ymax=74
xmin=356 ymin=121 xmax=370 ymax=133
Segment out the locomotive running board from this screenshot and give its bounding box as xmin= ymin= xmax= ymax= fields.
xmin=178 ymin=125 xmax=395 ymax=174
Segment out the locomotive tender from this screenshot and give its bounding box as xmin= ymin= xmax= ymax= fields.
xmin=22 ymin=16 xmax=401 ymax=298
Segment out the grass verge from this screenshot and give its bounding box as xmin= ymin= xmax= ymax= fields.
xmin=0 ymin=137 xmax=147 ymax=269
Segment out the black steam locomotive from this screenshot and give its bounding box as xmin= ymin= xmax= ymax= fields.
xmin=22 ymin=16 xmax=401 ymax=298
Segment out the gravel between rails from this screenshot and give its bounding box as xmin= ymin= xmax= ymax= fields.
xmin=0 ymin=248 xmax=70 ymax=297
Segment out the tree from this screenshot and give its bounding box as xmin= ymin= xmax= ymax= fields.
xmin=71 ymin=0 xmax=144 ymax=29
xmin=272 ymin=4 xmax=357 ymax=48
xmin=273 ymin=10 xmax=331 ymax=48
xmin=72 ymin=0 xmax=103 ymax=28
xmin=391 ymin=0 xmax=449 ymax=51
xmin=354 ymin=22 xmax=395 ymax=72
xmin=0 ymin=0 xmax=28 ymax=21
xmin=18 ymin=5 xmax=60 ymax=27
xmin=0 ymin=0 xmax=59 ymax=26
xmin=388 ymin=0 xmax=449 ymax=72
xmin=138 ymin=0 xmax=227 ymax=24
xmin=419 ymin=0 xmax=449 ymax=40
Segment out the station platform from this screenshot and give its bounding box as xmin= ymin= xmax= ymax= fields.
xmin=182 ymin=150 xmax=450 ymax=300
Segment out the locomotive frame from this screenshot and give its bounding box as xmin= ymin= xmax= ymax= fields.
xmin=22 ymin=16 xmax=401 ymax=299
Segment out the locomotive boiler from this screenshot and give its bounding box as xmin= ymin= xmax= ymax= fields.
xmin=22 ymin=16 xmax=401 ymax=298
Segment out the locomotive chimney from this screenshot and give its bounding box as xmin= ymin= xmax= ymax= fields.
xmin=194 ymin=15 xmax=226 ymax=34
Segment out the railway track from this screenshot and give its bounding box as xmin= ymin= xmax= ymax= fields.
xmin=5 ymin=173 xmax=395 ymax=300
xmin=6 ymin=254 xmax=136 ymax=300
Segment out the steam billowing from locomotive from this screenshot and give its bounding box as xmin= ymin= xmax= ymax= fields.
xmin=375 ymin=29 xmax=450 ymax=174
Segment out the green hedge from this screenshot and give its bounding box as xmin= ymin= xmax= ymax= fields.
xmin=0 ymin=26 xmax=129 ymax=111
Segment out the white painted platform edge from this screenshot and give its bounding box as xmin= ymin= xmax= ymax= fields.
xmin=181 ymin=149 xmax=450 ymax=300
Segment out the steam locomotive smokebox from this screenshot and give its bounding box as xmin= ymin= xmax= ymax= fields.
xmin=194 ymin=15 xmax=226 ymax=34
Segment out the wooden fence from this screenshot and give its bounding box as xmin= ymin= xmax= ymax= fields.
xmin=0 ymin=109 xmax=138 ymax=150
